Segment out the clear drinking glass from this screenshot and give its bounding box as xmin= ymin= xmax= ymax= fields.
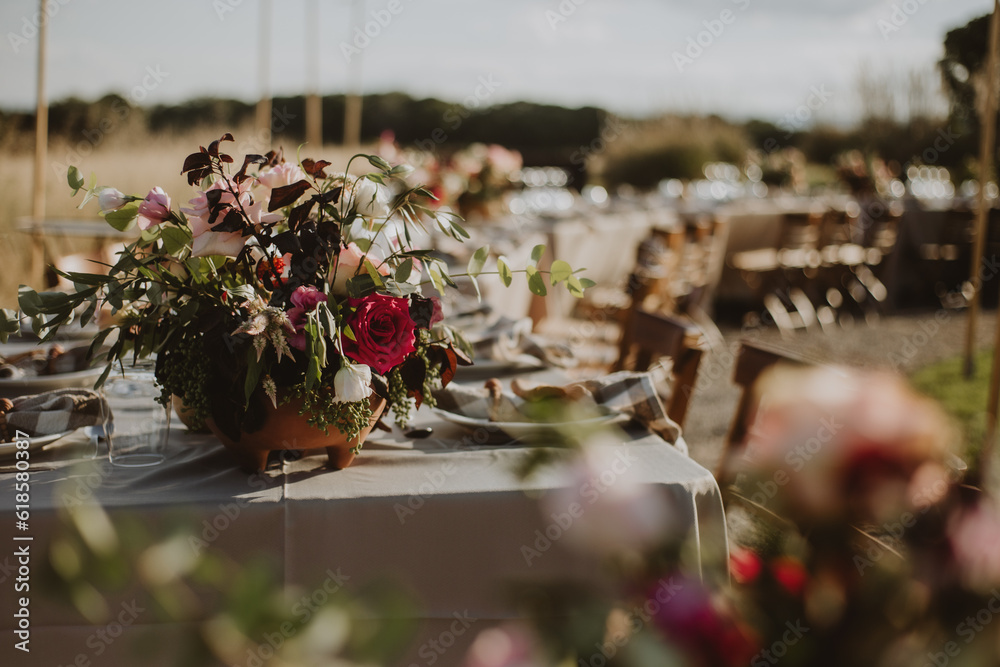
xmin=103 ymin=367 xmax=169 ymax=467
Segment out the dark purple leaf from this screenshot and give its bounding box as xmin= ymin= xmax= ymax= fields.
xmin=287 ymin=200 xmax=315 ymax=231
xmin=315 ymin=187 xmax=342 ymax=205
xmin=301 ymin=159 xmax=331 ymax=178
xmin=181 ymin=152 xmax=213 ymax=185
xmin=211 ymin=208 xmax=246 ymax=233
xmin=268 ymin=180 xmax=313 ymax=212
xmin=271 ymin=231 xmax=302 ymax=254
xmin=235 ymin=153 xmax=267 ymax=183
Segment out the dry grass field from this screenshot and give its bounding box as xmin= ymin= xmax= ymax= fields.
xmin=0 ymin=127 xmax=362 ymax=308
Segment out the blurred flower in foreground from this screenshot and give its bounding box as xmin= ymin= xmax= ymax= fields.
xmin=649 ymin=576 xmax=758 ymax=667
xmin=463 ymin=623 xmax=543 ymax=667
xmin=738 ymin=365 xmax=955 ymax=527
xmin=540 ymin=436 xmax=676 ymax=558
xmin=949 ymin=498 xmax=1000 ymax=592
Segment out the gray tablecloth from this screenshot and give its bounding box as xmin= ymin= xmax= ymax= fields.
xmin=0 ymin=396 xmax=727 ymax=666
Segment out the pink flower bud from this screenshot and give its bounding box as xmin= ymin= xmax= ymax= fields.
xmin=97 ymin=188 xmax=126 ymax=213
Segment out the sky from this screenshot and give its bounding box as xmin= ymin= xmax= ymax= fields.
xmin=0 ymin=0 xmax=992 ymax=126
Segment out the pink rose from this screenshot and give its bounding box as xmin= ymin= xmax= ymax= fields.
xmin=291 ymin=285 xmax=328 ymax=310
xmin=257 ymin=162 xmax=307 ymax=190
xmin=286 ymin=307 xmax=307 ymax=351
xmin=285 ymin=286 xmax=328 ymax=351
xmin=331 ymin=242 xmax=391 ymax=296
xmin=137 ymin=187 xmax=171 ymax=230
xmin=184 ymin=178 xmax=282 ymax=257
xmin=341 ymin=293 xmax=416 ymax=375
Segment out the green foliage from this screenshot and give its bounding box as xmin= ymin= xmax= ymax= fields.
xmin=910 ymin=348 xmax=991 ymax=467
xmin=284 ymin=382 xmax=374 ymax=447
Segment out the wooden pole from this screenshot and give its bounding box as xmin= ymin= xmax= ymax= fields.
xmin=980 ymin=0 xmax=1000 ymax=486
xmin=967 ymin=0 xmax=1000 ymax=380
xmin=305 ymin=0 xmax=322 ymax=148
xmin=256 ymin=0 xmax=272 ymax=149
xmin=31 ymin=0 xmax=48 ymax=283
xmin=343 ymin=0 xmax=364 ymax=147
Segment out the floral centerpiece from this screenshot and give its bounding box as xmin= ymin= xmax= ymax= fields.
xmin=0 ymin=134 xmax=590 ymax=470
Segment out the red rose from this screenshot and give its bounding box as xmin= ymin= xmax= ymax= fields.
xmin=342 ymin=293 xmax=417 ymax=375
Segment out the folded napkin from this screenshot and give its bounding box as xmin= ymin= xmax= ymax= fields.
xmin=469 ymin=315 xmax=577 ymax=369
xmin=433 ymin=371 xmax=686 ymax=454
xmin=0 ymin=389 xmax=109 ymax=443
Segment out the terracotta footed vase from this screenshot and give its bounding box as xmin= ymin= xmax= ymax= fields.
xmin=206 ymin=395 xmax=386 ymax=473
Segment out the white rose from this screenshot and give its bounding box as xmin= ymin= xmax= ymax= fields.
xmin=333 ymin=361 xmax=373 ymax=403
xmin=351 ymin=177 xmax=392 ymax=219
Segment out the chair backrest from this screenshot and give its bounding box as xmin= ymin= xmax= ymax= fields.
xmin=715 ymin=340 xmax=808 ymax=489
xmin=613 ymin=308 xmax=706 ymax=428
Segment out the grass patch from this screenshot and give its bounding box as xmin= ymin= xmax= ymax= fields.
xmin=910 ymin=348 xmax=992 ymax=467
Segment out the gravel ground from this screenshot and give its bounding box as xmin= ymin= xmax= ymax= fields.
xmin=682 ymin=307 xmax=999 ymax=473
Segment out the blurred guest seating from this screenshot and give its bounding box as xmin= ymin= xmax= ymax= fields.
xmin=612 ymin=307 xmax=706 ymax=429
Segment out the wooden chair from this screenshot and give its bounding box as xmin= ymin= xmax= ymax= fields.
xmin=729 ymin=211 xmax=825 ymax=335
xmin=715 ymin=341 xmax=808 ymax=494
xmin=613 ymin=308 xmax=706 ymax=429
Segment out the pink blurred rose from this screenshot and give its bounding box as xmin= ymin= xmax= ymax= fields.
xmin=737 ymin=366 xmax=955 ymax=526
xmin=137 ymin=187 xmax=171 ymax=230
xmin=257 ymin=162 xmax=306 ymax=191
xmin=462 ymin=623 xmax=542 ymax=667
xmin=649 ymin=576 xmax=759 ymax=667
xmin=331 ymin=242 xmax=391 ymax=296
xmin=950 ymin=500 xmax=1000 ymax=591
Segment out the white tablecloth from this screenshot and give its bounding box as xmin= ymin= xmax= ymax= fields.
xmin=0 ymin=388 xmax=727 ymax=666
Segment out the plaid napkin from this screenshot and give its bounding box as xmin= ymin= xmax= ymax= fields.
xmin=434 ymin=371 xmax=686 ymax=454
xmin=0 ymin=389 xmax=109 ymax=443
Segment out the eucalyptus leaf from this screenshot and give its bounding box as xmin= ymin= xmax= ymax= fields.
xmin=67 ymin=166 xmax=85 ymax=194
xmin=395 ymin=257 xmax=414 ymax=283
xmin=530 ymin=244 xmax=546 ymax=265
xmin=497 ymin=256 xmax=513 ymax=287
xmin=0 ymin=309 xmax=21 ymax=343
xmin=17 ymin=286 xmax=43 ymax=316
xmin=428 ymin=264 xmax=445 ymax=295
xmin=468 ymin=245 xmax=490 ymax=278
xmin=105 ymin=202 xmax=139 ymax=232
xmin=160 ymin=226 xmax=192 ymax=254
xmin=347 ymin=274 xmax=377 ymax=299
xmin=363 ymin=259 xmax=385 ymax=288
xmin=526 ymin=265 xmax=547 ymax=296
xmin=549 ymin=260 xmax=573 ymax=285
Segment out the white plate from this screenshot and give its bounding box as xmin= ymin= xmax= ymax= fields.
xmin=0 ymin=430 xmax=74 ymax=461
xmin=0 ymin=366 xmax=105 ymax=399
xmin=432 ymin=407 xmax=629 ymax=440
xmin=455 ymin=356 xmax=546 ymax=378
